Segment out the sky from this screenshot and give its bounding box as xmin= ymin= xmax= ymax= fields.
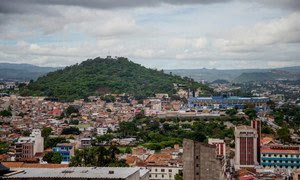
xmin=0 ymin=0 xmax=300 ymax=69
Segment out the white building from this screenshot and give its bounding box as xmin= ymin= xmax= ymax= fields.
xmin=208 ymin=138 xmax=226 ymax=158
xmin=97 ymin=127 xmax=108 ymax=136
xmin=147 ymin=166 xmax=182 ymax=180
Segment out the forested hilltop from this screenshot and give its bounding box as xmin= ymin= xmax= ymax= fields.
xmin=20 ymin=57 xmax=210 ymax=101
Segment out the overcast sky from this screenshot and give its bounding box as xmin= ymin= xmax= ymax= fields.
xmin=0 ymin=0 xmax=300 ymax=69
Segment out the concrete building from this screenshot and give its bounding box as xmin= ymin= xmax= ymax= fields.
xmin=97 ymin=127 xmax=108 ymax=136
xmin=183 ymin=139 xmax=224 ymax=180
xmin=188 ymin=96 xmax=269 ymax=110
xmin=80 ymin=138 xmax=92 ymax=148
xmin=15 ymin=129 xmax=44 ymax=161
xmin=261 ymin=145 xmax=300 ymax=169
xmin=3 ymin=167 xmax=149 ymax=180
xmin=52 ymin=143 xmax=75 ymax=163
xmin=234 ymin=126 xmax=259 ymax=169
xmin=208 ymin=138 xmax=226 ymax=158
xmin=147 ymin=166 xmax=182 ymax=180
xmin=251 ymin=119 xmax=261 ymax=163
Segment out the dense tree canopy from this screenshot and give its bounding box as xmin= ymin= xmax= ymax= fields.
xmin=20 ymin=57 xmax=210 ymax=101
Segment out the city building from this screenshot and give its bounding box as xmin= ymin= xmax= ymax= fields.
xmin=80 ymin=138 xmax=92 ymax=148
xmin=15 ymin=129 xmax=44 ymax=161
xmin=188 ymin=96 xmax=269 ymax=110
xmin=208 ymin=138 xmax=226 ymax=158
xmin=251 ymin=119 xmax=261 ymax=163
xmin=3 ymin=167 xmax=150 ymax=180
xmin=97 ymin=127 xmax=108 ymax=136
xmin=261 ymin=145 xmax=300 ymax=169
xmin=147 ymin=166 xmax=182 ymax=180
xmin=183 ymin=139 xmax=224 ymax=180
xmin=52 ymin=143 xmax=75 ymax=163
xmin=234 ymin=126 xmax=259 ymax=169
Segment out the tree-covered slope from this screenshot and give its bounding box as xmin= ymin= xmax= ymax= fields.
xmin=20 ymin=57 xmax=209 ymax=101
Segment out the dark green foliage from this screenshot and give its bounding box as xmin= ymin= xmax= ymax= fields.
xmin=45 ymin=137 xmax=68 ymax=149
xmin=21 ymin=57 xmax=208 ymax=101
xmin=0 ymin=109 xmax=12 ymax=117
xmin=43 ymin=152 xmax=62 ymax=164
xmin=276 ymin=127 xmax=291 ymax=144
xmin=226 ymin=108 xmax=238 ymax=116
xmin=244 ymin=108 xmax=257 ymax=120
xmin=70 ymin=146 xmax=128 ymax=167
xmin=118 ymin=121 xmax=138 ymax=137
xmin=261 ymin=124 xmax=274 ymax=134
xmin=42 ymin=127 xmax=52 ymax=138
xmin=69 ymin=119 xmax=79 ymax=125
xmin=22 ymin=130 xmax=31 ymax=136
xmin=94 ymin=134 xmax=114 ymax=144
xmin=65 ymin=106 xmax=79 ymax=117
xmin=61 ymin=127 xmax=81 ymax=135
xmin=0 ymin=141 xmax=9 ymax=154
xmin=121 ymin=116 xmax=236 ymax=151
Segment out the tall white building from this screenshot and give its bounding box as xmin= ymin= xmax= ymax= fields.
xmin=15 ymin=129 xmax=44 ymax=160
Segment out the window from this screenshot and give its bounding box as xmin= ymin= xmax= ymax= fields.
xmin=196 ymin=164 xmax=199 ymax=167
xmin=161 ymin=169 xmax=165 ymax=172
xmin=196 ymin=156 xmax=199 ymax=159
xmin=169 ymin=169 xmax=172 ymax=172
xmin=196 ymin=172 xmax=199 ymax=175
xmin=155 ymin=169 xmax=157 ymax=172
xmin=162 ymin=175 xmax=164 ymax=178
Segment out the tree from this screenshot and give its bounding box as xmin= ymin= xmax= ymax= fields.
xmin=244 ymin=108 xmax=257 ymax=120
xmin=22 ymin=130 xmax=31 ymax=136
xmin=226 ymin=108 xmax=238 ymax=116
xmin=69 ymin=119 xmax=79 ymax=125
xmin=44 ymin=137 xmax=68 ymax=149
xmin=61 ymin=127 xmax=81 ymax=135
xmin=0 ymin=141 xmax=9 ymax=154
xmin=42 ymin=127 xmax=52 ymax=138
xmin=277 ymin=127 xmax=291 ymax=144
xmin=43 ymin=152 xmax=62 ymax=164
xmin=125 ymin=147 xmax=132 ymax=154
xmin=0 ymin=110 xmax=12 ymax=117
xmin=70 ymin=146 xmax=128 ymax=167
xmin=261 ymin=125 xmax=273 ymax=134
xmin=65 ymin=106 xmax=79 ymax=117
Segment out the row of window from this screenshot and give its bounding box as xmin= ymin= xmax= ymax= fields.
xmin=150 ymin=168 xmax=173 ymax=172
xmin=149 ymin=174 xmax=173 ymax=179
xmin=262 ymin=154 xmax=300 ymax=158
xmin=262 ymin=160 xmax=300 ymax=164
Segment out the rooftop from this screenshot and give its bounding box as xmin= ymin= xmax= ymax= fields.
xmin=4 ymin=167 xmax=141 ymax=179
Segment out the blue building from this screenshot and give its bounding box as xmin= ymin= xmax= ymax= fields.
xmin=52 ymin=143 xmax=75 ymax=162
xmin=188 ymin=96 xmax=269 ymax=110
xmin=261 ymin=145 xmax=300 ymax=169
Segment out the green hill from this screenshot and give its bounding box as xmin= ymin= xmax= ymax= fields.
xmin=20 ymin=57 xmax=209 ymax=101
xmin=234 ymin=70 xmax=300 ymax=83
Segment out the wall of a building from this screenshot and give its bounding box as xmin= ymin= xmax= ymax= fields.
xmin=147 ymin=166 xmax=182 ymax=180
xmin=183 ymin=139 xmax=223 ymax=180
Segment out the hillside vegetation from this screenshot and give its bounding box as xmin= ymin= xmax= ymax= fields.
xmin=20 ymin=57 xmax=209 ymax=101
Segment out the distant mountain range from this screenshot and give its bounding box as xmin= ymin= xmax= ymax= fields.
xmin=165 ymin=66 xmax=300 ymax=83
xmin=1 ymin=62 xmax=299 ymax=83
xmin=0 ymin=63 xmax=59 ymax=81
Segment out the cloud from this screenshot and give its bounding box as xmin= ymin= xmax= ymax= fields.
xmin=258 ymin=0 xmax=300 ymax=11
xmin=0 ymin=0 xmax=231 ymax=14
xmin=214 ymin=13 xmax=300 ymax=52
